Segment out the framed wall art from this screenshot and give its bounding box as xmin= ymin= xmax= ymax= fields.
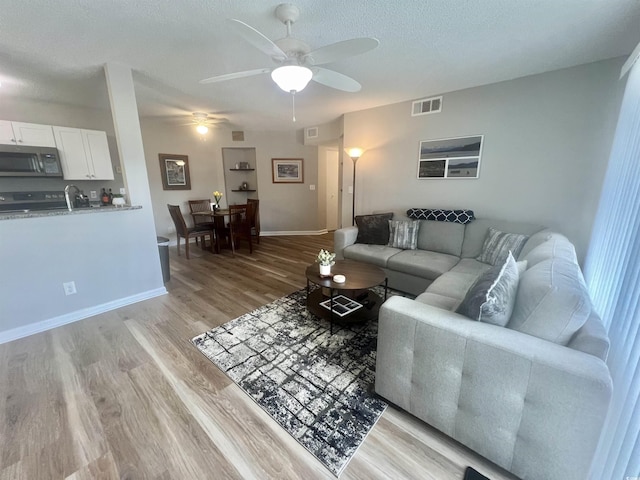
xmin=159 ymin=153 xmax=191 ymax=190
xmin=272 ymin=158 xmax=304 ymax=183
xmin=417 ymin=135 xmax=483 ymax=179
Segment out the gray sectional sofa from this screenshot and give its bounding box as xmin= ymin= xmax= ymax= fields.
xmin=334 ymin=213 xmax=612 ymax=480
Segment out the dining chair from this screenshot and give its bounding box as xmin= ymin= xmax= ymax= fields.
xmin=247 ymin=198 xmax=260 ymax=244
xmin=188 ymin=199 xmax=215 ymax=246
xmin=167 ymin=204 xmax=215 ymax=259
xmin=228 ymin=203 xmax=253 ymax=255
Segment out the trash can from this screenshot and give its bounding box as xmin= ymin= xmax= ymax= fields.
xmin=157 ymin=236 xmax=170 ymax=283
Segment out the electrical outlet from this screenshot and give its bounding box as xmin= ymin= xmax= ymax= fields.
xmin=310 ymin=184 xmax=316 ymax=191
xmin=119 ymin=188 xmax=126 ymax=195
xmin=116 ymin=165 xmax=122 ymax=174
xmin=90 ymin=190 xmax=97 ymax=199
xmin=63 ymin=281 xmax=77 ymax=296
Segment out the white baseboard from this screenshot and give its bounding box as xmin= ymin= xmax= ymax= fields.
xmin=261 ymin=230 xmax=329 ymax=236
xmin=0 ymin=287 xmax=168 ymax=345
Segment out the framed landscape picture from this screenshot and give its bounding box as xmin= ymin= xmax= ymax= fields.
xmin=159 ymin=153 xmax=191 ymax=190
xmin=272 ymin=158 xmax=304 ymax=183
xmin=417 ymin=135 xmax=483 ymax=179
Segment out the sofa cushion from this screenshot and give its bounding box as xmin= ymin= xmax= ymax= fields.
xmin=508 ymin=258 xmax=591 ymax=345
xmin=387 ymin=249 xmax=460 ymax=281
xmin=388 ymin=220 xmax=419 ymax=249
xmin=449 ymin=258 xmax=493 ymax=277
xmin=477 ymin=227 xmax=529 ymax=266
xmin=522 ymin=233 xmax=578 ymax=267
xmin=426 ymin=271 xmax=479 ymax=301
xmin=355 ymin=212 xmax=393 ymax=245
xmin=456 ymin=252 xmax=520 ymax=326
xmin=417 ymin=220 xmax=465 ymax=256
xmin=343 ymin=244 xmax=402 ymax=267
xmin=461 ymin=219 xmax=545 ymax=258
xmin=415 ymin=291 xmax=461 ymax=311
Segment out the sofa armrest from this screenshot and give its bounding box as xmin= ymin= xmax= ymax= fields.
xmin=334 ymin=226 xmax=358 ymax=259
xmin=376 ymin=296 xmax=612 ymax=480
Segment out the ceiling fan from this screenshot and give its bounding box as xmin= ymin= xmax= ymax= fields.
xmin=180 ymin=112 xmax=228 ymax=134
xmin=199 ymin=3 xmax=379 ymax=95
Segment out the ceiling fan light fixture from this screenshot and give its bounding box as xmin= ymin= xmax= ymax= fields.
xmin=271 ymin=65 xmax=312 ymax=93
xmin=196 ymin=124 xmax=209 ymax=134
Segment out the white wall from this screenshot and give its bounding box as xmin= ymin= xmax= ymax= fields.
xmin=141 ymin=121 xmax=321 ymax=238
xmin=343 ymin=58 xmax=625 ymax=261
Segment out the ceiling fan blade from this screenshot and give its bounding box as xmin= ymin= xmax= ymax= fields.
xmin=227 ymin=19 xmax=287 ymax=61
xmin=199 ymin=68 xmax=271 ymax=84
xmin=304 ymin=38 xmax=379 ymax=66
xmin=312 ymin=67 xmax=361 ymax=92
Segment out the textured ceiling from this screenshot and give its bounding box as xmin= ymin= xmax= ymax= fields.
xmin=0 ymin=0 xmax=639 ymax=131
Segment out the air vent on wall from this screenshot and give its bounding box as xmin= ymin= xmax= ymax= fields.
xmin=232 ymin=131 xmax=245 ymax=141
xmin=411 ymin=96 xmax=443 ymax=116
xmin=306 ymin=127 xmax=319 ymax=139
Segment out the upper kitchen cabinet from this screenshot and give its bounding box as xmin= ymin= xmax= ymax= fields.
xmin=53 ymin=127 xmax=114 ymax=180
xmin=0 ymin=120 xmax=56 ymax=147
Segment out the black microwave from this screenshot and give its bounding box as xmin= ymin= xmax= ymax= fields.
xmin=0 ymin=145 xmax=63 ymax=177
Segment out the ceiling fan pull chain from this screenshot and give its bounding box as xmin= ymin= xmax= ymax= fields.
xmin=291 ymin=91 xmax=296 ymax=122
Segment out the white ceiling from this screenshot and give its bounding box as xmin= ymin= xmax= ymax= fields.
xmin=0 ymin=0 xmax=639 ymax=131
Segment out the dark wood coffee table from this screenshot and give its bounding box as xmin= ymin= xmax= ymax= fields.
xmin=305 ymin=259 xmax=388 ymax=333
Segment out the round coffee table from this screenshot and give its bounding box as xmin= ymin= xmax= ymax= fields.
xmin=305 ymin=259 xmax=388 ymax=333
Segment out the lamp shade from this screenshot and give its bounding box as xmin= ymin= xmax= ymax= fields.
xmin=271 ymin=65 xmax=313 ymax=93
xmin=196 ymin=124 xmax=209 ymax=134
xmin=347 ymin=147 xmax=364 ymax=160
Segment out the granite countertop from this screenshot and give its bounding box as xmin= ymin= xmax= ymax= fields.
xmin=0 ymin=205 xmax=142 ymax=220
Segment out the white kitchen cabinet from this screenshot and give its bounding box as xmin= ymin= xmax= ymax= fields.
xmin=0 ymin=120 xmax=56 ymax=147
xmin=53 ymin=126 xmax=114 ymax=180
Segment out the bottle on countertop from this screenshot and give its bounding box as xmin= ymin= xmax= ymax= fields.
xmin=101 ymin=188 xmax=109 ymax=205
xmin=108 ymin=188 xmax=113 ymax=203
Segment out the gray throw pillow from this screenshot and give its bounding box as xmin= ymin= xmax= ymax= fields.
xmin=388 ymin=220 xmax=419 ymax=249
xmin=355 ymin=213 xmax=393 ymax=245
xmin=477 ymin=227 xmax=529 ymax=265
xmin=456 ymin=252 xmax=521 ymax=326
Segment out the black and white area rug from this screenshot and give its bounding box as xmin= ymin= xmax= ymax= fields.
xmin=192 ymin=287 xmax=401 ymax=476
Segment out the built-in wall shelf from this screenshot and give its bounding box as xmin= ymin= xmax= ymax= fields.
xmin=222 ymin=147 xmax=258 ymax=206
xmin=231 ymin=189 xmax=256 ymax=192
xmin=229 ymin=168 xmax=255 ymax=171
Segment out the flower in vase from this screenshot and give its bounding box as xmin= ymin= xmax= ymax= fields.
xmin=316 ymin=249 xmax=336 ymax=266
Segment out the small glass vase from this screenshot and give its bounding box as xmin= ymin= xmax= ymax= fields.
xmin=319 ymin=264 xmax=331 ymax=276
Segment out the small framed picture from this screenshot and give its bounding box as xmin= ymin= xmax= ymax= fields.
xmin=159 ymin=153 xmax=191 ymax=190
xmin=272 ymin=158 xmax=304 ymax=183
xmin=417 ymin=135 xmax=483 ymax=179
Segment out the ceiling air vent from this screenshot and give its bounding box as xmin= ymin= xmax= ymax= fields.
xmin=306 ymin=127 xmax=319 ymax=139
xmin=411 ymin=96 xmax=443 ymax=116
xmin=232 ymin=131 xmax=245 ymax=141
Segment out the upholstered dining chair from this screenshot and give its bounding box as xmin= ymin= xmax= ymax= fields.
xmin=188 ymin=199 xmax=215 ymax=246
xmin=167 ymin=204 xmax=215 ymax=259
xmin=228 ymin=203 xmax=253 ymax=255
xmin=247 ymin=198 xmax=260 ymax=244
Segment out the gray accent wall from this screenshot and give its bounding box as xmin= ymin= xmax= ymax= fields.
xmin=343 ymin=58 xmax=626 ymax=261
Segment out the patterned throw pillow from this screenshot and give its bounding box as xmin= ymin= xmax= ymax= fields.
xmin=388 ymin=220 xmax=419 ymax=249
xmin=477 ymin=227 xmax=529 ymax=265
xmin=406 ymin=208 xmax=475 ymax=224
xmin=355 ymin=213 xmax=393 ymax=245
xmin=456 ymin=252 xmax=521 ymax=326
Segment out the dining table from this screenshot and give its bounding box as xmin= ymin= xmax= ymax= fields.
xmin=192 ymin=208 xmax=231 ymax=253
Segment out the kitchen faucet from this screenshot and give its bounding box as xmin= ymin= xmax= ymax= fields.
xmin=64 ymin=184 xmax=80 ymax=211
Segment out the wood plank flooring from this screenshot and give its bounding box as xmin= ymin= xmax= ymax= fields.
xmin=0 ymin=235 xmax=518 ymax=479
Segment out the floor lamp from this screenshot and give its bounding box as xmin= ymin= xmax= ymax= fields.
xmin=347 ymin=148 xmax=363 ymax=225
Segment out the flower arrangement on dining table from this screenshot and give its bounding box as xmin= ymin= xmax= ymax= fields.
xmin=212 ymin=191 xmax=223 ymax=209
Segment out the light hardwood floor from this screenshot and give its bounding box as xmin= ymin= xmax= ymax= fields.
xmin=0 ymin=235 xmax=518 ymax=480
